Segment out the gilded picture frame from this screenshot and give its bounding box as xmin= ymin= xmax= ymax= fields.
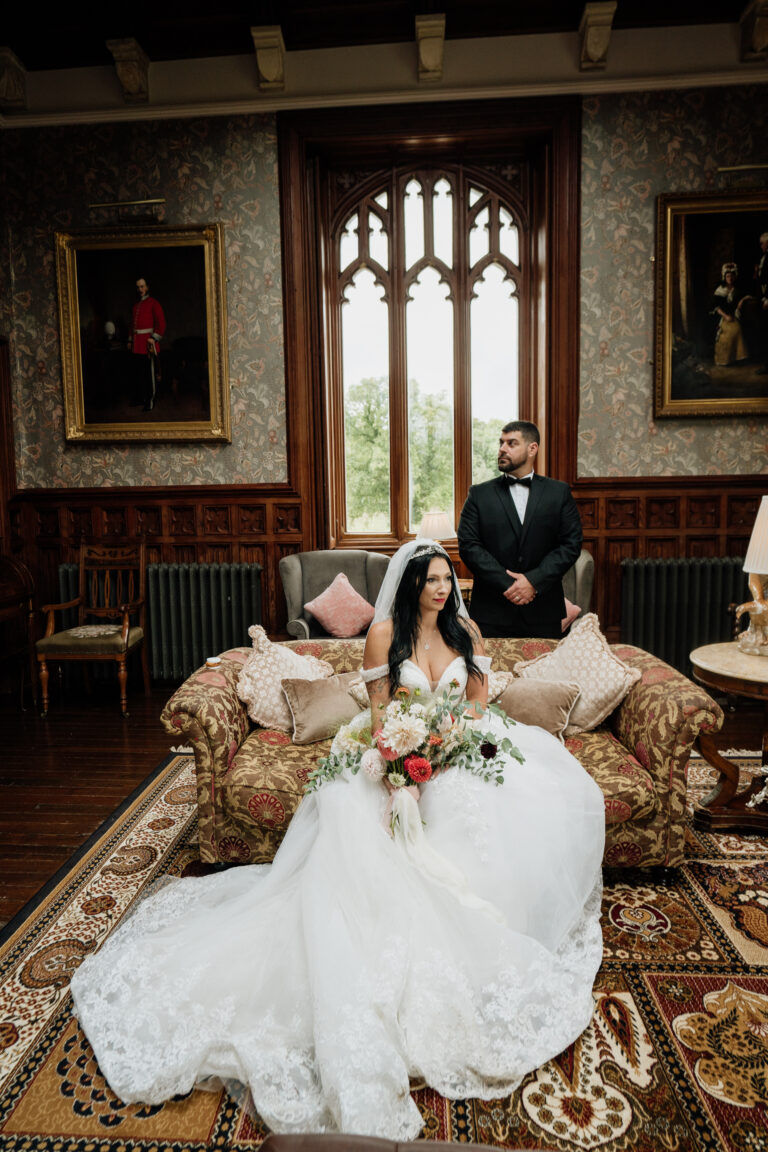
xmin=55 ymin=224 xmax=231 ymax=442
xmin=654 ymin=190 xmax=768 ymax=418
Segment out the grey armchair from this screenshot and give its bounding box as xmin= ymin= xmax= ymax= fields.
xmin=279 ymin=550 xmax=390 ymax=639
xmin=563 ymin=548 xmax=595 ymax=616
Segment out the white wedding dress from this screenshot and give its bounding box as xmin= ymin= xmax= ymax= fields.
xmin=70 ymin=656 xmax=605 ymax=1140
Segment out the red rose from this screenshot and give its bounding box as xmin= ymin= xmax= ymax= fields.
xmin=404 ymin=756 xmax=432 ymax=783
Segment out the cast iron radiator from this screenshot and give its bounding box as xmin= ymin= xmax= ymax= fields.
xmin=620 ymin=556 xmax=747 ymax=676
xmin=146 ymin=563 xmax=262 ymax=680
xmin=58 ymin=562 xmax=262 ymax=681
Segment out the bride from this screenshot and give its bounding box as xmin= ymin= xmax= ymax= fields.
xmin=70 ymin=538 xmax=605 ymax=1140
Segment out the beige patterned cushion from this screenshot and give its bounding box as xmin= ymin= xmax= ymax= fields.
xmin=347 ymin=675 xmax=370 ymax=708
xmin=237 ymin=625 xmax=334 ymax=731
xmin=514 ymin=613 xmax=641 ymax=735
xmin=487 ymin=669 xmax=515 ymax=700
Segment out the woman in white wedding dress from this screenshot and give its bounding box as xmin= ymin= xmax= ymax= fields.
xmin=70 ymin=539 xmax=604 ymax=1140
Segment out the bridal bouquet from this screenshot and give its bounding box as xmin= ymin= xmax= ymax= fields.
xmin=305 ymin=681 xmax=524 ymax=795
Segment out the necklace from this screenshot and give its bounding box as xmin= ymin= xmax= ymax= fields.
xmin=422 ymin=627 xmax=438 ymax=651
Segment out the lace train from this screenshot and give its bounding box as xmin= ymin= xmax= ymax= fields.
xmin=70 ymin=658 xmax=605 ymax=1138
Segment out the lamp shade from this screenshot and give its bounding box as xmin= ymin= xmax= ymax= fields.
xmin=744 ymin=495 xmax=768 ymax=575
xmin=418 ymin=510 xmax=456 ymax=540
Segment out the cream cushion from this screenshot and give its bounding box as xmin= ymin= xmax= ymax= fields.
xmin=281 ymin=673 xmax=367 ymax=744
xmin=514 ymin=613 xmax=641 ymax=735
xmin=304 ymin=573 xmax=376 ymax=638
xmin=495 ymin=679 xmax=581 ymax=742
xmin=237 ymin=625 xmax=334 ymax=730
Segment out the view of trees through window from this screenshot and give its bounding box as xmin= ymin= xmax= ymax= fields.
xmin=344 ymin=377 xmax=501 ymax=532
xmin=333 ymin=167 xmax=524 ymax=538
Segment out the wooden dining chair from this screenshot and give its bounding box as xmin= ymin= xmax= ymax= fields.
xmin=36 ymin=541 xmax=150 ymax=718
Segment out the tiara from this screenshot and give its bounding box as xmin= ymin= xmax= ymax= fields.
xmin=410 ymin=543 xmax=449 ymax=561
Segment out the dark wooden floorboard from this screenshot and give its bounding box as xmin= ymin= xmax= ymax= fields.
xmin=0 ymin=679 xmax=181 ymax=927
xmin=0 ymin=680 xmax=763 ymax=929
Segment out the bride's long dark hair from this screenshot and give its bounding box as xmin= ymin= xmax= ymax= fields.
xmin=388 ymin=548 xmax=483 ymax=690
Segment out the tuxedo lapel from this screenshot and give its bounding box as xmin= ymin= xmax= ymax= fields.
xmin=492 ymin=477 xmax=522 ymax=540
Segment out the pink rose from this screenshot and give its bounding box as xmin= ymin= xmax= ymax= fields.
xmin=376 ymin=735 xmax=400 ymax=762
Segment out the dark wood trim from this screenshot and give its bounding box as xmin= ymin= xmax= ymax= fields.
xmin=0 ymin=339 xmax=17 ymax=552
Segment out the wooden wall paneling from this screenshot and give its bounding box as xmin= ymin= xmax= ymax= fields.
xmin=687 ymin=495 xmax=718 ymax=529
xmin=237 ymin=506 xmax=267 ymax=535
xmin=10 ymin=477 xmax=765 ymax=647
xmin=727 ymin=495 xmax=761 ymax=531
xmin=603 ymin=537 xmax=637 ymax=632
xmin=688 ymin=536 xmax=720 ymax=558
xmin=646 ymin=497 xmax=679 ymax=530
xmin=9 ymin=487 xmax=310 ymax=640
xmin=0 ymin=341 xmax=16 ymax=553
xmin=574 ymin=478 xmax=765 ymax=640
xmin=646 ymin=537 xmax=684 ymax=558
xmin=605 ymin=498 xmax=640 ymax=531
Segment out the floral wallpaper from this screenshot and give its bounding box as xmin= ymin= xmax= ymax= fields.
xmin=1 ymin=114 xmax=286 ymax=488
xmin=579 ymin=84 xmax=768 ymax=477
xmin=2 ymin=88 xmax=767 ymax=488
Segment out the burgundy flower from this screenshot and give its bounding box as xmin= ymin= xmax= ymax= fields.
xmin=480 ymin=741 xmax=497 ymax=760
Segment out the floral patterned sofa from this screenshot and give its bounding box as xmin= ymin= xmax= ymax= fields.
xmin=160 ymin=637 xmax=723 ymax=870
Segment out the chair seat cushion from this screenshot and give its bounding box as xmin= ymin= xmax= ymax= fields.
xmin=37 ymin=625 xmax=144 ymax=654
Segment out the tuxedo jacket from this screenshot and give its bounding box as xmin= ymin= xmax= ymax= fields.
xmin=457 ymin=473 xmax=583 ymax=639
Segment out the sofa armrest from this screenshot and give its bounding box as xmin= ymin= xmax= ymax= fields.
xmin=608 ymin=645 xmax=723 ymax=861
xmin=160 ymin=649 xmax=251 ymax=862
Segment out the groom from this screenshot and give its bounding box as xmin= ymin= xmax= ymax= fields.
xmin=457 ymin=421 xmax=582 ymax=639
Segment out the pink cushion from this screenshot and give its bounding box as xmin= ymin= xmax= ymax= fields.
xmin=562 ymin=598 xmax=581 ymax=632
xmin=304 ymin=572 xmax=375 ymax=638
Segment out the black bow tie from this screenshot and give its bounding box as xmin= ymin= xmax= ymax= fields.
xmin=504 ymin=474 xmax=532 ymax=487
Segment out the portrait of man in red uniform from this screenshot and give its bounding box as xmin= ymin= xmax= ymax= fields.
xmin=131 ymin=277 xmax=166 ymax=411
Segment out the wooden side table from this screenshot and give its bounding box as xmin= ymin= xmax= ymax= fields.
xmin=690 ymin=641 xmax=768 ymax=833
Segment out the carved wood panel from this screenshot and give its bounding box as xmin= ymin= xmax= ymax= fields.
xmin=687 ymin=497 xmax=718 ymax=528
xmin=647 ymin=499 xmax=678 ymax=529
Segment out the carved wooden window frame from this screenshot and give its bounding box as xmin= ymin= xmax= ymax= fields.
xmin=278 ymin=99 xmax=580 ymax=552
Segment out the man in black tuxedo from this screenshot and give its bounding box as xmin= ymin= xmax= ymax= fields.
xmin=457 ymin=421 xmax=582 ymax=639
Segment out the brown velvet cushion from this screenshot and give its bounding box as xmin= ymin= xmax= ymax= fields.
xmin=281 ymin=672 xmax=366 ymax=744
xmin=495 ymin=678 xmax=581 ymax=741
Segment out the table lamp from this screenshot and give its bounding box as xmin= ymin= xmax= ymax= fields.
xmin=736 ymin=494 xmax=768 ymax=657
xmin=418 ymin=510 xmax=456 ymax=541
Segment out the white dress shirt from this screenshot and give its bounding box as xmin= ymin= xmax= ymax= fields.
xmin=508 ymin=471 xmax=534 ymax=522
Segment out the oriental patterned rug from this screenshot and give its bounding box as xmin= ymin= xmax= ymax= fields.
xmin=1 ymin=750 xmax=767 ymax=1152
